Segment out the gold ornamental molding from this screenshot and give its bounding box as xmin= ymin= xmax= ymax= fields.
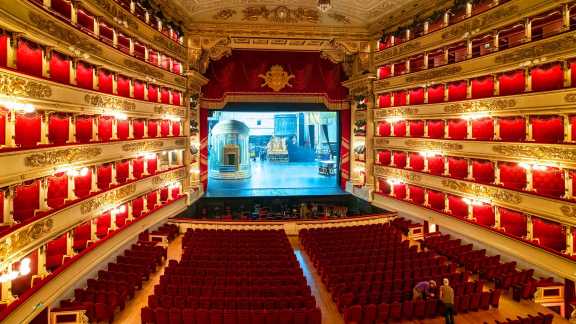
xmin=441 ymin=179 xmax=522 ymax=204
xmin=0 ymin=71 xmax=52 ymax=99
xmin=405 ymin=66 xmax=463 ymax=83
xmin=341 ymin=73 xmax=376 ymax=96
xmin=123 ymin=59 xmax=164 ymax=79
xmin=122 ymin=140 xmax=165 ymax=152
xmin=84 ymin=94 xmax=136 ymax=111
xmin=90 ymin=0 xmax=139 ymax=30
xmin=441 ymin=5 xmax=520 ymax=41
xmin=242 ymin=6 xmax=319 ymax=24
xmin=375 ymin=42 xmax=421 ymax=62
xmin=152 ymin=169 xmax=185 ymax=186
xmin=80 ymin=184 xmax=136 ymax=214
xmin=560 ymin=206 xmax=576 ymax=218
xmin=492 ymin=145 xmax=576 ymax=162
xmin=494 ymin=35 xmax=576 ymax=64
xmin=564 ymin=93 xmax=576 ymax=103
xmin=154 ymin=105 xmax=186 ymax=117
xmin=24 ymin=147 xmax=103 ymax=168
xmin=258 ymin=65 xmax=295 ymax=92
xmin=201 ymin=94 xmax=350 ymax=111
xmin=374 ymin=165 xmax=422 ymax=183
xmin=152 ymin=36 xmax=187 ymax=58
xmin=404 ymin=139 xmax=463 ymax=151
xmin=374 ymin=138 xmax=390 ymax=146
xmin=443 ymin=99 xmax=516 ymax=114
xmin=0 ymin=218 xmax=53 ymax=264
xmin=374 ymin=108 xmax=418 ymax=118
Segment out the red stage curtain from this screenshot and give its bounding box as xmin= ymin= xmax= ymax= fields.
xmin=409 ymin=88 xmax=425 ymax=105
xmin=472 ymin=117 xmax=494 ymax=140
xmin=97 ymin=164 xmax=112 ymax=190
xmin=448 ymin=195 xmax=468 ymax=218
xmin=117 ymin=119 xmax=129 ymax=140
xmin=448 ymin=157 xmax=468 ymax=179
xmin=48 ymin=113 xmax=70 ymax=145
xmin=116 ymin=160 xmax=129 ymax=184
xmin=409 ymin=185 xmax=425 ymax=205
xmin=117 ymin=75 xmax=131 ymax=97
xmin=133 ymin=119 xmax=145 ymax=139
xmin=378 ymin=179 xmax=390 ymax=195
xmin=428 ymin=190 xmax=445 ymax=211
xmin=378 ymin=121 xmax=391 ymax=136
xmin=172 ymin=121 xmax=181 ymax=136
xmin=448 ymin=119 xmax=467 ymax=139
xmin=148 ymin=84 xmax=158 ymax=102
xmin=0 ymin=108 xmax=4 ymax=145
xmin=428 ymin=156 xmax=445 ymax=175
xmin=132 ymin=197 xmax=144 ymax=218
xmin=474 ymin=204 xmax=495 ymax=227
xmin=409 ymin=120 xmax=424 ymax=137
xmin=134 ymin=80 xmax=145 ymax=100
xmin=499 ymin=162 xmax=527 ymax=190
xmin=133 ymin=157 xmax=144 ymax=178
xmin=52 ymin=0 xmax=72 ymax=19
xmin=47 ymin=173 xmax=68 ymax=209
xmin=499 ymin=208 xmax=527 ymax=237
xmin=471 ymin=76 xmax=494 ymax=99
xmin=379 ymin=65 xmax=392 ymax=79
xmin=0 ymin=33 xmax=8 ymax=67
xmin=379 ymin=94 xmax=392 ymax=108
xmin=200 ymin=109 xmax=209 ymax=191
xmin=393 ymin=91 xmax=407 ymax=106
xmin=533 ymin=217 xmax=566 ymax=252
xmin=147 ymin=156 xmax=157 ymax=175
xmin=393 ymin=184 xmax=406 ymax=200
xmin=533 ymin=167 xmax=565 ymax=198
xmin=50 ymin=51 xmax=70 ymax=84
xmin=160 ymin=120 xmax=170 ymax=137
xmin=531 ymin=115 xmax=564 ymax=143
xmin=148 ymin=120 xmax=158 ymax=138
xmin=172 ymin=91 xmax=181 ymax=106
xmin=98 ymin=69 xmax=114 ymax=94
xmin=98 ymin=116 xmax=113 ymax=142
xmin=472 ymin=160 xmax=495 ymax=184
xmin=448 ymin=81 xmax=468 ymax=101
xmin=160 ymin=88 xmax=170 ymax=104
xmin=160 ymin=187 xmax=169 ymax=202
xmin=15 ymin=113 xmax=41 ymax=148
xmin=393 ymin=120 xmax=406 ymax=137
xmin=377 ymin=150 xmax=391 ymax=165
xmin=499 ymin=70 xmax=525 ymax=96
xmin=428 ymin=84 xmax=445 ymax=104
xmin=147 ymin=191 xmax=157 ymax=210
xmin=393 ymin=151 xmax=406 ymax=168
xmin=531 ymin=63 xmax=564 ymax=92
xmin=96 ymin=212 xmax=111 ymax=238
xmin=14 ymin=181 xmax=40 ymax=222
xmin=75 ymin=115 xmax=93 ymax=143
xmin=76 ymin=9 xmax=94 ymax=33
xmin=409 ymin=153 xmax=424 ymax=171
xmin=499 ymin=117 xmax=526 ymax=142
xmin=74 ymin=170 xmax=92 ymax=198
xmin=76 ymin=61 xmax=94 ymax=90
xmin=427 ymin=120 xmax=445 ymax=138
xmin=17 ymin=39 xmax=43 ymax=77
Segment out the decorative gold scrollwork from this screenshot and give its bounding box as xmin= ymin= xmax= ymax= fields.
xmin=492 ymin=145 xmax=576 ymax=161
xmin=441 ymin=180 xmax=522 ymax=204
xmin=0 ymin=71 xmax=52 ymax=98
xmin=25 ymin=147 xmax=103 ymax=167
xmin=444 ymin=99 xmax=516 ymax=113
xmin=0 ymin=218 xmax=53 ymax=263
xmin=80 ymin=184 xmax=136 ymax=214
xmin=84 ymin=95 xmax=136 ymax=111
xmin=404 ymin=139 xmax=463 ymax=151
xmin=122 ymin=141 xmax=164 ymax=152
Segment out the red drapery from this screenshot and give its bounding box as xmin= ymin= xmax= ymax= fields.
xmin=147 ymin=191 xmax=157 ymax=210
xmin=77 ymin=9 xmax=94 ymax=33
xmin=11 ymin=251 xmax=38 ymax=296
xmin=393 ymin=90 xmax=407 ymax=106
xmin=377 ymin=150 xmax=391 ymax=165
xmin=499 ymin=117 xmax=525 ymax=142
xmin=133 ymin=157 xmax=144 ymax=179
xmin=160 ymin=88 xmax=170 ymax=104
xmin=74 ymin=170 xmax=92 ymax=198
xmin=47 ymin=173 xmax=68 ymax=209
xmin=132 ymin=197 xmax=144 ymax=218
xmin=133 ymin=119 xmax=145 ymax=139
xmin=148 ymin=120 xmax=158 ymax=138
xmin=393 ymin=184 xmax=406 ymax=200
xmin=428 ymin=190 xmax=445 ymax=211
xmin=116 ymin=160 xmax=129 ymax=184
xmin=117 ymin=119 xmax=130 ymax=140
xmin=14 ymin=181 xmax=40 ymax=222
xmin=172 ymin=61 xmax=181 ymax=74
xmin=379 ymin=65 xmax=391 ymax=79
xmin=377 ymin=121 xmax=391 ymax=136
xmin=428 ymin=156 xmax=445 ymax=175
xmin=48 ymin=113 xmax=70 ymax=145
xmin=199 ymin=110 xmax=208 ymax=190
xmin=533 ymin=167 xmax=565 ymax=198
xmin=134 ymin=80 xmax=145 ymax=100
xmin=499 ymin=208 xmax=527 ymax=238
xmin=471 ymin=117 xmax=494 ymax=140
xmin=448 ymin=157 xmax=468 ymax=179
xmin=427 ymin=120 xmax=445 ymax=138
xmin=531 ymin=63 xmax=564 ymax=92
xmin=448 ymin=81 xmax=468 ymax=102
xmin=378 ymin=179 xmax=390 ymax=195
xmin=448 ymin=195 xmax=468 ymax=218
xmin=147 ymin=157 xmax=157 ymax=175
xmin=473 ymin=204 xmax=495 ymax=227
xmin=533 ymin=217 xmax=566 ymax=252
xmin=160 ymin=120 xmax=170 ymax=137
xmin=148 ymin=84 xmax=159 ymax=103
xmin=392 ymin=151 xmax=406 ymax=168
xmin=471 ymin=76 xmax=494 ymax=99
xmin=172 ymin=91 xmax=181 ymax=106
xmin=393 ymin=121 xmax=406 ymax=137
xmin=76 ymin=61 xmax=94 ymax=90
xmin=499 ymin=70 xmax=525 ymax=96
xmin=0 ymin=108 xmax=4 ymax=145
xmin=571 ymin=116 xmax=576 ymax=141
xmin=97 ymin=164 xmax=112 ymax=190
xmin=409 ymin=120 xmax=424 ymax=137
xmin=0 ymin=190 xmax=3 ymax=221
xmin=340 ymin=109 xmax=351 ymax=189
xmin=50 ymin=51 xmax=70 ymax=84
xmin=117 ymin=75 xmax=131 ymax=97
xmin=0 ymin=33 xmax=7 ymax=67
xmin=160 ymin=187 xmax=169 ymax=201
xmin=52 ymin=0 xmax=72 ymax=19
xmin=499 ymin=162 xmax=527 ymax=190
xmin=531 ymin=116 xmax=564 ymax=143
xmin=17 ymin=39 xmax=43 ymax=77
xmin=75 ymin=115 xmax=93 ymax=143
xmin=448 ymin=119 xmax=467 ymax=139
xmin=15 ymin=113 xmax=41 ymax=148
xmin=98 ymin=116 xmax=113 ymax=142
xmin=73 ymin=222 xmax=91 ymax=251
xmin=379 ymin=94 xmax=391 ymax=108
xmin=96 ymin=212 xmax=111 ymax=238
xmin=409 ymin=185 xmax=425 ymax=205
xmin=115 ymin=205 xmax=128 ymax=228
xmin=171 ymin=186 xmax=180 ymax=199
xmin=409 ymin=153 xmax=424 ymax=171
xmin=428 ymin=85 xmax=445 ymax=104
xmin=98 ymin=69 xmax=114 ymax=94
xmin=472 ymin=160 xmax=495 ymax=184
xmin=409 ymin=88 xmax=425 ymax=105
xmin=46 ymin=234 xmax=67 ymax=270
xmin=172 ymin=121 xmax=181 ymax=136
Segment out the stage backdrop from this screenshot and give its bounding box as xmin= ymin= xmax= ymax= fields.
xmin=200 ymin=50 xmax=350 ymax=190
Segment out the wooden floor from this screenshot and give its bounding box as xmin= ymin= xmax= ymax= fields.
xmin=112 ymin=234 xmax=569 ymax=324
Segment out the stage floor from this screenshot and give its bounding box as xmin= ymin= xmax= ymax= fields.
xmin=206 ymin=161 xmax=344 ymax=197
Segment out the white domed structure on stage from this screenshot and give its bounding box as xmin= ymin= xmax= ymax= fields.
xmin=209 ymin=119 xmax=251 ymax=179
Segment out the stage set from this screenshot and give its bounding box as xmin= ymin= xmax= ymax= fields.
xmin=198 ymin=50 xmax=352 ymax=198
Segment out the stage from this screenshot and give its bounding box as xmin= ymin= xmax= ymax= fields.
xmin=206 ymin=160 xmax=342 ymax=197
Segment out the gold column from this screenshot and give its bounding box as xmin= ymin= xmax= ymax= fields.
xmin=91 ymin=115 xmax=98 ymax=142
xmin=70 ymin=0 xmax=78 ymax=25
xmin=466 ymin=39 xmax=473 ymax=60
xmin=37 ymin=245 xmax=47 ymax=276
xmin=566 ymin=226 xmax=574 ymax=256
xmin=525 ymin=68 xmax=532 ymax=92
xmin=112 ymin=72 xmax=118 ymax=95
xmin=129 ymin=78 xmax=134 ymax=98
xmin=466 ymin=79 xmax=472 ymax=99
xmin=564 ymin=61 xmax=572 ymax=88
xmin=494 ymin=160 xmax=501 ymax=185
xmin=42 ymin=47 xmax=52 ymax=79
xmin=5 ymin=109 xmax=16 ymax=148
xmin=525 ymin=165 xmax=534 ymax=192
xmin=111 ymin=117 xmax=118 ymax=140
xmin=90 ymin=166 xmax=98 ymax=193
xmin=66 ymin=231 xmax=74 ymax=256
xmin=110 ymin=163 xmax=118 ymax=186
xmin=526 ymin=214 xmax=533 ymax=241
xmin=443 ymin=155 xmax=450 ymax=176
xmin=93 ymin=66 xmax=100 ymax=91
xmin=424 ymin=189 xmax=430 ymax=207
xmin=494 ymin=117 xmax=501 ymax=140
xmin=405 ymin=185 xmax=411 ymax=201
xmin=405 ymin=60 xmax=411 ymax=75
xmin=466 ymin=118 xmax=473 ymax=140
xmin=466 ymin=1 xmax=472 ymax=18
xmin=127 ymin=203 xmax=134 ymax=221
xmin=0 ymin=266 xmax=15 ymax=303
xmin=423 ymin=21 xmax=429 ymax=34
xmin=564 ymin=114 xmax=572 ymax=143
xmin=443 ymin=11 xmax=449 ymax=27
xmin=525 ymin=116 xmax=533 ymax=141
xmin=3 ymin=187 xmax=14 ymax=224
xmin=424 ymin=85 xmax=429 ymax=104
xmin=40 ymin=111 xmax=50 ymax=145
xmin=129 ymin=38 xmax=134 ymax=56
xmin=443 ymin=82 xmax=449 ymax=101
xmin=443 ymin=193 xmax=450 ymax=214
xmin=94 ymin=16 xmax=101 ymax=38
xmin=466 ymin=158 xmax=474 ymax=180
xmin=406 ymin=121 xmax=411 ymax=137
xmin=90 ymin=218 xmax=97 ymax=241
xmin=67 ymin=173 xmax=77 ymax=202
xmin=466 ymin=202 xmax=474 ymax=220
xmin=444 ymin=119 xmax=449 ymax=139
xmin=7 ymin=33 xmax=19 ymax=69
xmin=39 ymin=177 xmax=49 ymax=211
xmin=424 ymin=155 xmax=429 ymax=172
xmin=129 ymin=0 xmax=135 ymax=13
xmin=493 ymin=73 xmax=500 ymax=96
xmin=564 ymin=169 xmax=573 ymax=200
xmin=494 ymin=206 xmax=501 ymax=229
xmin=143 ymin=119 xmax=148 ymax=138
xmin=42 ymin=0 xmax=51 ymax=7
xmin=110 ymin=210 xmax=118 ymax=231
xmin=128 ymin=160 xmax=134 ymax=180
xmin=128 ymin=118 xmax=134 ymax=139
xmin=524 ymin=18 xmax=532 ymax=43
xmin=423 ymin=120 xmax=429 ymax=138
xmin=112 ymin=28 xmax=118 ymax=48
xmin=562 ymin=3 xmax=570 ymax=31
xmin=70 ymin=58 xmax=78 ymax=85
xmin=493 ymin=31 xmax=499 ymax=52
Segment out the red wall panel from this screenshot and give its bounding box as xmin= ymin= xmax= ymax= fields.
xmin=531 ymin=63 xmax=564 ymax=92
xmin=17 ymin=39 xmax=43 ymax=77
xmin=15 ymin=113 xmax=41 ymax=148
xmin=471 ymin=76 xmax=494 ymax=99
xmin=50 ymin=51 xmax=70 ymax=84
xmin=499 ymin=117 xmax=526 ymax=142
xmin=499 ymin=162 xmax=527 ymax=190
xmin=48 ymin=113 xmax=69 ymax=145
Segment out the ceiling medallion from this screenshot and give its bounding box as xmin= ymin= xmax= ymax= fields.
xmin=317 ymin=0 xmax=332 ymax=13
xmin=243 ymin=6 xmax=319 ymax=24
xmin=258 ymin=65 xmax=295 ymax=92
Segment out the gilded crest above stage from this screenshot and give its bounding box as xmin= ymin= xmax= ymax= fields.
xmin=259 ymin=65 xmax=295 ymax=92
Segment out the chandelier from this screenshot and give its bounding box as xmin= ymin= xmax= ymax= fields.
xmin=317 ymin=0 xmax=332 ymax=13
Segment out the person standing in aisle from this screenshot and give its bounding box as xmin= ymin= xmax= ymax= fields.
xmin=440 ymin=278 xmax=455 ymax=324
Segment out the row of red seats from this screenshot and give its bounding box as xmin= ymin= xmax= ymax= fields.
xmin=148 ymin=294 xmax=316 ymax=310
xmin=490 ymin=312 xmax=553 ymax=324
xmin=153 ymin=285 xmax=311 ymax=298
xmin=159 ymin=275 xmax=306 ymax=288
xmin=149 ymin=223 xmax=179 ymax=242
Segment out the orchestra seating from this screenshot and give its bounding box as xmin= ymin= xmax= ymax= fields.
xmin=141 ymin=229 xmax=321 ymax=324
xmin=299 ymin=223 xmax=501 ymax=323
xmin=487 ymin=312 xmax=553 ymax=324
xmin=58 ymin=238 xmax=166 ymax=323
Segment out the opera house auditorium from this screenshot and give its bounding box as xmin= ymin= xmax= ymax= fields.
xmin=0 ymin=0 xmax=575 ymax=323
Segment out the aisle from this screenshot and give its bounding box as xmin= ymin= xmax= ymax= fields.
xmin=113 ymin=236 xmax=183 ymax=324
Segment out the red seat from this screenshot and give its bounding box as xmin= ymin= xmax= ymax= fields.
xmin=469 ymin=293 xmax=481 ymax=311
xmin=182 ymin=308 xmax=195 ymax=324
xmin=94 ymin=302 xmax=113 ymax=323
xmin=490 ymin=289 xmax=501 ymax=308
xmin=195 ymin=309 xmax=210 ymax=324
xmin=424 ymin=299 xmax=437 ymax=318
xmin=210 ymin=309 xmax=223 ymax=324
xmin=413 ymin=299 xmax=426 ymax=319
xmin=479 ymin=291 xmax=491 ymax=310
xmin=277 ymin=309 xmax=294 ymax=324
xmin=307 ymin=308 xmax=321 ymax=324
xmin=361 ymin=304 xmax=377 ymax=324
xmin=169 ymin=308 xmax=183 ymax=324
xmin=344 ymin=305 xmax=362 ymax=323
xmin=389 ymin=302 xmax=402 ymax=321
xmin=401 ymin=300 xmax=413 ymax=320
xmin=252 ymin=309 xmax=267 ymax=324
xmin=155 ymin=307 xmax=170 ymax=324
xmin=141 ymin=306 xmax=153 ymax=324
